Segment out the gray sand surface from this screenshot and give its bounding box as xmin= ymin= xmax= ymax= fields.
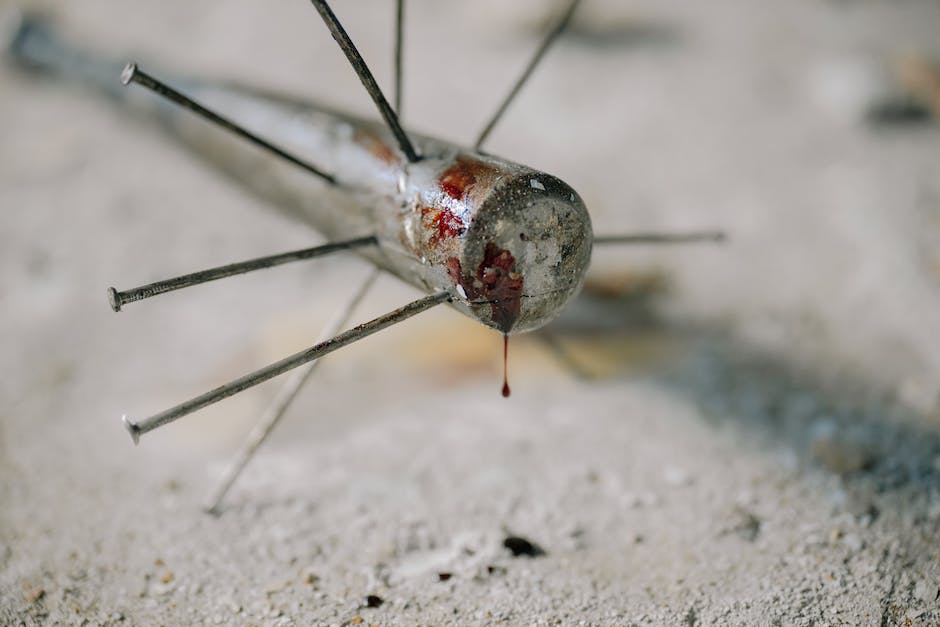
xmin=2 ymin=0 xmax=940 ymax=624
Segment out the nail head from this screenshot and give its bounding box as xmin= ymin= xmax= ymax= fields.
xmin=107 ymin=287 xmax=122 ymax=312
xmin=120 ymin=62 xmax=137 ymax=86
xmin=122 ymin=414 xmax=141 ymax=445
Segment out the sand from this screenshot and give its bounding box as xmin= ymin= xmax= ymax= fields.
xmin=2 ymin=0 xmax=940 ymax=624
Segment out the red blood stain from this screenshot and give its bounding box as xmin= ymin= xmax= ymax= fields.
xmin=439 ymin=158 xmax=486 ymax=201
xmin=353 ymin=128 xmax=400 ymax=166
xmin=448 ymin=249 xmax=521 ymax=396
xmin=420 ymin=204 xmax=465 ymax=246
xmin=446 ymin=257 xmax=462 ymax=284
xmin=456 ymin=242 xmax=524 ymax=333
xmin=433 ymin=207 xmax=464 ymax=241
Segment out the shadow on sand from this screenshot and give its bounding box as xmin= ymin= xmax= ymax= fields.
xmin=545 ymin=279 xmax=940 ymax=504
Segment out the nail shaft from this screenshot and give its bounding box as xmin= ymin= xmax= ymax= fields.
xmin=474 ymin=0 xmax=582 ymax=150
xmin=204 ymin=268 xmax=380 ymax=514
xmin=108 ymin=236 xmax=376 ymax=312
xmin=123 ymin=290 xmax=450 ymax=443
xmin=394 ymin=0 xmax=405 ymax=116
xmin=121 ymin=62 xmax=336 ymax=184
xmin=310 ymin=0 xmax=420 ymax=162
xmin=593 ymin=231 xmax=726 ymax=245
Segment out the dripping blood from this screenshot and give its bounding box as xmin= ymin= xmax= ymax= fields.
xmin=501 ymin=334 xmax=511 ymax=398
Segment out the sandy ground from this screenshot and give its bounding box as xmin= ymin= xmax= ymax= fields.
xmin=2 ymin=0 xmax=940 ymax=624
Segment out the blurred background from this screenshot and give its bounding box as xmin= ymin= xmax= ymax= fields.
xmin=2 ymin=0 xmax=939 ymax=623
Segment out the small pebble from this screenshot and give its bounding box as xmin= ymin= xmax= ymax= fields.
xmin=847 ymin=501 xmax=879 ymax=527
xmin=25 ymin=588 xmax=45 ymax=604
xmin=365 ymin=594 xmax=384 ymax=608
xmin=728 ymin=508 xmax=761 ymax=542
xmin=503 ymin=535 xmax=546 ymax=557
